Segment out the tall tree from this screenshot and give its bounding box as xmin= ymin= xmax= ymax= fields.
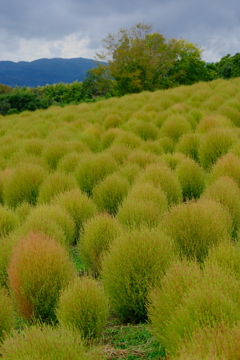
xmin=95 ymin=23 xmax=208 ymax=95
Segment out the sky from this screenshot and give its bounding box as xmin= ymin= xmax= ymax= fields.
xmin=0 ymin=0 xmax=239 ymax=63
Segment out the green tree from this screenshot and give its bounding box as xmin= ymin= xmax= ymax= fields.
xmin=216 ymin=53 xmax=240 ymax=79
xmin=95 ymin=23 xmax=207 ymax=95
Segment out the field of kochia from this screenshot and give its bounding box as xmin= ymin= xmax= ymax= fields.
xmin=0 ymin=77 xmax=240 ymax=359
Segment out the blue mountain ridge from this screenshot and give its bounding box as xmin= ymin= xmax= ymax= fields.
xmin=0 ymin=57 xmax=99 ymax=87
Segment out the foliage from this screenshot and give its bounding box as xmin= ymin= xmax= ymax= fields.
xmin=8 ymin=232 xmax=76 ymax=322
xmin=78 ymin=213 xmax=123 ymax=275
xmin=0 ymin=288 xmax=15 ymax=340
xmin=56 ymin=276 xmax=109 ymax=339
xmin=215 ymin=52 xmax=240 ymax=79
xmin=162 ymin=199 xmax=232 ymax=262
xmin=0 ymin=206 xmax=19 ymax=238
xmin=0 ymin=324 xmax=105 ymax=360
xmin=101 ymin=227 xmax=175 ymax=323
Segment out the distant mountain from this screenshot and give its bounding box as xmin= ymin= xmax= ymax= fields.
xmin=0 ymin=57 xmax=100 ymax=87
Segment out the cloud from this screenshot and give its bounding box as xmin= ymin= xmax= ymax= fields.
xmin=0 ymin=0 xmax=240 ymax=62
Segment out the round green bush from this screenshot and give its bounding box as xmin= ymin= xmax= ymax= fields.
xmin=202 ymin=176 xmax=240 ymax=239
xmin=8 ymin=232 xmax=76 ymax=322
xmin=93 ymin=174 xmax=130 ymax=215
xmin=159 ymin=115 xmax=192 ymax=142
xmin=209 ymin=153 xmax=240 ymax=188
xmin=101 ymin=227 xmax=175 ymax=322
xmin=138 ymin=164 xmax=182 ymax=206
xmin=0 ymin=206 xmax=19 ymax=238
xmin=163 ymin=198 xmax=232 ymax=262
xmin=175 ymin=133 xmax=200 ymax=161
xmin=0 ymin=324 xmax=105 ymax=360
xmin=75 ymin=153 xmax=118 ymax=196
xmin=78 ymin=213 xmax=123 ymax=275
xmin=42 ymin=140 xmax=70 ymax=170
xmin=3 ymin=164 xmax=46 ymax=208
xmin=176 ymin=158 xmax=206 ymax=201
xmin=198 ymin=129 xmax=237 ymax=169
xmin=23 ymin=204 xmax=76 ymax=248
xmin=52 ymin=188 xmax=97 ymax=243
xmin=0 ymin=288 xmax=15 ymax=340
xmin=37 ymin=172 xmax=78 ymax=204
xmin=56 ymin=276 xmax=109 ymax=339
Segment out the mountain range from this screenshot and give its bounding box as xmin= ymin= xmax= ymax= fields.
xmin=0 ymin=57 xmax=99 ymax=87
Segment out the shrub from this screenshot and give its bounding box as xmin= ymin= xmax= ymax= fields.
xmin=209 ymin=153 xmax=240 ymax=188
xmin=202 ymin=176 xmax=240 ymax=238
xmin=176 ymin=158 xmax=205 ymax=201
xmin=158 ymin=136 xmax=175 ymax=153
xmin=125 ymin=149 xmax=160 ymax=168
xmin=196 ymin=114 xmax=233 ymax=133
xmin=3 ymin=164 xmax=46 ymax=207
xmin=37 ymin=172 xmax=78 ymax=204
xmin=56 ymin=276 xmax=109 ymax=339
xmin=116 ymin=163 xmax=141 ymax=185
xmin=78 ymin=214 xmax=123 ymax=275
xmin=159 ymin=115 xmax=192 ymax=142
xmin=148 ymin=260 xmax=202 ymax=354
xmin=175 ymin=133 xmax=200 ymax=161
xmin=198 ymin=129 xmax=237 ymax=169
xmin=218 ymin=105 xmax=240 ymax=127
xmin=127 ymin=182 xmax=168 ymax=209
xmin=103 ymin=114 xmax=123 ymax=129
xmin=163 ymin=199 xmax=232 ymax=262
xmin=75 ymin=153 xmax=118 ymax=196
xmin=52 ymin=188 xmax=97 ymax=243
xmin=138 ymin=164 xmax=182 ymax=206
xmin=205 ymin=241 xmax=240 ymax=281
xmin=8 ymin=232 xmax=76 ymax=322
xmin=0 ymin=324 xmax=105 ymax=360
xmin=42 ymin=140 xmax=70 ymax=170
xmin=0 ymin=206 xmax=19 ymax=238
xmin=57 ymin=152 xmax=84 ymax=174
xmin=117 ymin=198 xmax=164 ymax=229
xmin=0 ymin=288 xmax=15 ymax=340
xmin=22 ymin=138 xmax=44 ymax=156
xmin=148 ymin=263 xmax=240 ymax=356
xmin=132 ymin=120 xmax=159 ymax=140
xmin=23 ymin=204 xmax=75 ymax=248
xmin=101 ymin=227 xmax=175 ymax=322
xmin=0 ymin=233 xmax=21 ymax=288
xmin=104 ymin=144 xmax=131 ymax=164
xmin=174 ymin=323 xmax=240 ymax=360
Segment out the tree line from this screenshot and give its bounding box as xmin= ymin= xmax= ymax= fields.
xmin=0 ymin=23 xmax=239 ymax=116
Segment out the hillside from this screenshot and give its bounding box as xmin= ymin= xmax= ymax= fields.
xmin=1 ymin=78 xmax=240 ymax=359
xmin=0 ymin=57 xmax=99 ymax=87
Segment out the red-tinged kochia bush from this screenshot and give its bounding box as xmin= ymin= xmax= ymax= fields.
xmin=56 ymin=276 xmax=109 ymax=339
xmin=8 ymin=233 xmax=76 ymax=323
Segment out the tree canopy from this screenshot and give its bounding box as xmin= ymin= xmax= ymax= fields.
xmin=93 ymin=23 xmax=214 ymax=95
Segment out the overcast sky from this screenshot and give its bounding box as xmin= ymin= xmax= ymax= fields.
xmin=0 ymin=0 xmax=239 ymax=63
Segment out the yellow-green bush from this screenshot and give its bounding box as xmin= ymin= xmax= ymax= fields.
xmin=8 ymin=232 xmax=76 ymax=322
xmin=138 ymin=164 xmax=182 ymax=206
xmin=23 ymin=204 xmax=76 ymax=248
xmin=0 ymin=324 xmax=105 ymax=360
xmin=131 ymin=120 xmax=159 ymax=140
xmin=42 ymin=140 xmax=71 ymax=170
xmin=92 ymin=174 xmax=130 ymax=215
xmin=173 ymin=323 xmax=240 ymax=360
xmin=198 ymin=129 xmax=237 ymax=169
xmin=0 ymin=206 xmax=19 ymax=238
xmin=0 ymin=288 xmax=15 ymax=340
xmin=56 ymin=276 xmax=109 ymax=339
xmin=159 ymin=115 xmax=192 ymax=142
xmin=101 ymin=227 xmax=175 ymax=322
xmin=175 ymin=133 xmax=200 ymax=161
xmin=196 ymin=114 xmax=233 ymax=133
xmin=202 ymin=176 xmax=240 ymax=238
xmin=37 ymin=172 xmax=78 ymax=204
xmin=163 ymin=199 xmax=232 ymax=262
xmin=209 ymin=153 xmax=240 ymax=188
xmin=57 ymin=152 xmax=85 ymax=174
xmin=78 ymin=213 xmax=123 ymax=275
xmin=52 ymin=188 xmax=97 ymax=243
xmin=75 ymin=153 xmax=118 ymax=196
xmin=0 ymin=233 xmax=21 ymax=288
xmin=149 ymin=263 xmax=240 ymax=356
xmin=3 ymin=164 xmax=46 ymax=207
xmin=176 ymin=157 xmax=205 ymax=201
xmin=148 ymin=260 xmax=202 ymax=354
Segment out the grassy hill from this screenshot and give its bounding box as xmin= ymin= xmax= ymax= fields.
xmin=0 ymin=78 xmax=240 ymax=359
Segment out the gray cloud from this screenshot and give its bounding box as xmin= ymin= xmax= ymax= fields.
xmin=0 ymin=0 xmax=240 ymax=62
